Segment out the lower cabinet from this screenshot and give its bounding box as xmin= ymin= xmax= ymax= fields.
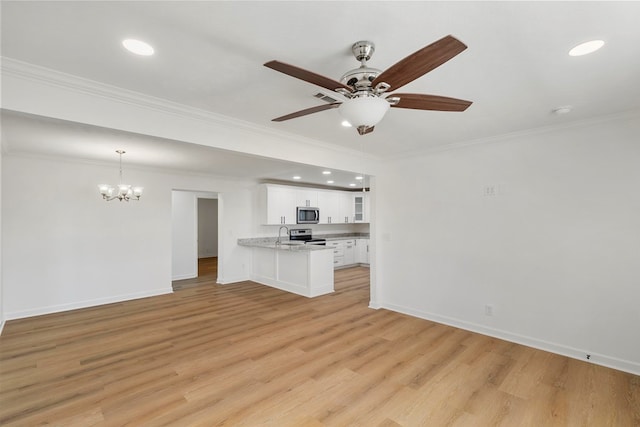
xmin=355 ymin=238 xmax=369 ymax=264
xmin=327 ymin=240 xmax=344 ymax=268
xmin=328 ymin=238 xmax=368 ymax=268
xmin=344 ymin=240 xmax=355 ymax=265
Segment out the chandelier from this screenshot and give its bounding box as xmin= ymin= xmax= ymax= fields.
xmin=98 ymin=150 xmax=143 ymax=202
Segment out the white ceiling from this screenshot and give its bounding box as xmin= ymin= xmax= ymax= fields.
xmin=2 ymin=1 xmax=640 ymax=184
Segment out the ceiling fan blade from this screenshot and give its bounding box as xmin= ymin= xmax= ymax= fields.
xmin=265 ymin=60 xmax=353 ymax=93
xmin=357 ymin=126 xmax=375 ymax=135
xmin=272 ymin=102 xmax=342 ymax=122
xmin=391 ymin=93 xmax=472 ymax=111
xmin=372 ymin=35 xmax=467 ymax=91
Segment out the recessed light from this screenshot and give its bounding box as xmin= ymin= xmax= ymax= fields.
xmin=349 ymin=183 xmax=356 ymax=187
xmin=341 ymin=120 xmax=352 ymax=127
xmin=569 ymin=40 xmax=604 ymax=57
xmin=327 ymin=180 xmax=334 ymax=184
xmin=552 ymin=106 xmax=573 ymax=115
xmin=122 ymin=39 xmax=155 ymax=56
xmin=355 ymin=176 xmax=363 ymax=180
xmin=322 ymin=171 xmax=331 ymax=175
xmin=292 ymin=176 xmax=301 ymax=180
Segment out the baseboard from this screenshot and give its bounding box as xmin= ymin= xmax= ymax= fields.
xmin=216 ymin=275 xmax=250 ymax=285
xmin=198 ymin=254 xmax=217 ymax=259
xmin=334 ymin=263 xmax=370 ymax=270
xmin=0 ymin=319 xmax=5 ymax=336
xmin=172 ymin=273 xmax=197 ymax=281
xmin=382 ymin=302 xmax=640 ymax=377
xmin=5 ymin=287 xmax=173 ymax=320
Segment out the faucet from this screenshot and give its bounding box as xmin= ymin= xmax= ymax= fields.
xmin=276 ymin=226 xmax=289 ymax=245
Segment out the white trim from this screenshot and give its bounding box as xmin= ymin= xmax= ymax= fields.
xmin=4 ymin=287 xmax=172 ymax=321
xmin=172 ymin=273 xmax=197 ymax=281
xmin=216 ymin=275 xmax=251 ymax=285
xmin=382 ymin=302 xmax=640 ymax=377
xmin=389 ymin=108 xmax=640 ymax=160
xmin=1 ymin=57 xmax=375 ymax=162
xmin=0 ymin=320 xmax=5 ymax=336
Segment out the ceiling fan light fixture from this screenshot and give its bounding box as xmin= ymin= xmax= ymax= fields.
xmin=338 ymin=96 xmax=390 ymax=128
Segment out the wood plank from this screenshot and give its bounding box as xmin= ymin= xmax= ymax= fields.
xmin=1 ymin=267 xmax=638 ymax=426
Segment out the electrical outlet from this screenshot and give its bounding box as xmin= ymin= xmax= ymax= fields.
xmin=483 ymin=185 xmax=497 ymax=197
xmin=485 ymin=305 xmax=493 ymax=316
xmin=483 ymin=184 xmax=505 ymax=197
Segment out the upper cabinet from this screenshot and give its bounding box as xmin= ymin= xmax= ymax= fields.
xmin=295 ymin=189 xmax=318 ymax=208
xmin=353 ymin=192 xmax=370 ymax=223
xmin=262 ymin=185 xmax=297 ymax=225
xmin=259 ymin=184 xmax=370 ymax=225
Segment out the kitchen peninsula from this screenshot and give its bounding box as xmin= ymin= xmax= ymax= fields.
xmin=238 ymin=238 xmax=334 ymax=297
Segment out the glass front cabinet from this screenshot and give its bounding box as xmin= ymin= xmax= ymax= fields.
xmin=353 ymin=193 xmax=369 ymax=223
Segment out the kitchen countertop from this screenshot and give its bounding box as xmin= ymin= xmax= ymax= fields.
xmin=237 ymin=238 xmax=331 ymax=251
xmin=237 ymin=233 xmax=369 ymax=250
xmin=321 ymin=233 xmax=370 ymax=241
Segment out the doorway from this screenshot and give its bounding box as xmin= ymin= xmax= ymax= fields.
xmin=197 ymin=197 xmax=218 ymax=280
xmin=171 ymin=190 xmax=219 ymax=290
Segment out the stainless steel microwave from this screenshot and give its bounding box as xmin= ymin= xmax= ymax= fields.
xmin=296 ymin=206 xmax=319 ymax=224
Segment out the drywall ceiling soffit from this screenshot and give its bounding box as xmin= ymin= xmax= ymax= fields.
xmin=0 ymin=109 xmax=372 ymax=189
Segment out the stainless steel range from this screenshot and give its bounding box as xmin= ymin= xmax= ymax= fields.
xmin=289 ymin=228 xmax=326 ymax=246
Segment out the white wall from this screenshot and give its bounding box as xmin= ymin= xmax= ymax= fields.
xmin=0 ymin=138 xmax=3 ymax=333
xmin=218 ymin=190 xmax=253 ymax=284
xmin=2 ymin=154 xmax=253 ymax=319
xmin=0 ymin=14 xmax=5 ymax=332
xmin=198 ymin=198 xmax=218 ymax=258
xmin=376 ymin=112 xmax=640 ymax=375
xmin=171 ymin=190 xmax=198 ymax=280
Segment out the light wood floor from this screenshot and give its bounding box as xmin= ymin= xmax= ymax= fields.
xmin=172 ymin=257 xmax=218 ymax=291
xmin=1 ymin=267 xmax=638 ymax=426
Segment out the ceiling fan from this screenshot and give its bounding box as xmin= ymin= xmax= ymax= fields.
xmin=264 ymin=35 xmax=472 ymax=136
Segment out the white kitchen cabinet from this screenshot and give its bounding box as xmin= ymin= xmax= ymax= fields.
xmin=356 ymin=238 xmax=370 ymax=264
xmin=317 ymin=191 xmax=340 ymax=224
xmin=295 ymin=189 xmax=318 ymax=208
xmin=353 ymin=193 xmax=370 ymax=223
xmin=263 ymin=185 xmax=296 ymax=225
xmin=261 ymin=184 xmax=369 ymax=225
xmin=319 ymin=191 xmax=354 ymax=224
xmin=343 ymin=239 xmax=356 ymax=265
xmin=327 ymin=240 xmax=344 ymax=267
xmin=339 ymin=192 xmax=354 ymax=223
xmin=328 ymin=239 xmax=362 ymax=268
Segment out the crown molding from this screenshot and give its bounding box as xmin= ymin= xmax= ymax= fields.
xmin=1 ymin=57 xmax=379 ymax=163
xmin=389 ymin=108 xmax=640 ymax=161
xmin=2 ymin=149 xmax=260 ymax=185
